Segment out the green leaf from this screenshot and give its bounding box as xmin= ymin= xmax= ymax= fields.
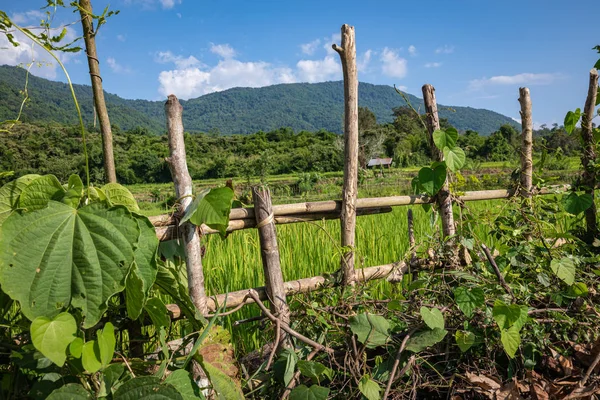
xmin=492 ymin=300 xmax=528 ymax=330
xmin=501 ymin=325 xmax=521 ymax=358
xmin=113 ymin=376 xmax=183 ymax=400
xmin=562 ymin=192 xmax=593 ymax=215
xmin=297 ymin=360 xmax=334 ymax=384
xmin=550 ymin=257 xmax=576 ymax=285
xmin=420 ymin=307 xmax=444 ymax=330
xmin=30 ymin=312 xmax=77 ymax=366
xmin=133 ymin=216 xmax=159 ymax=293
xmin=274 ymin=348 xmax=298 ymax=386
xmin=201 ymin=360 xmax=244 ymax=400
xmin=455 ymin=331 xmax=476 ymax=352
xmin=566 ymin=282 xmax=588 ymax=298
xmin=125 ymin=264 xmax=145 ymax=320
xmin=164 ymin=369 xmax=204 ymax=400
xmin=443 ymin=146 xmax=466 ymax=172
xmin=62 ymin=175 xmax=83 ymax=208
xmin=0 ymin=201 xmax=138 ymax=327
xmin=453 ymin=286 xmax=485 ymax=318
xmin=564 ymin=108 xmax=581 ymax=134
xmin=102 ymin=183 xmax=140 ymax=213
xmin=82 ymin=340 xmax=102 ymax=373
xmin=358 ymin=376 xmax=381 ymax=400
xmin=433 ymin=127 xmax=458 ymax=150
xmin=349 ymin=313 xmax=391 ymax=348
xmin=47 ymin=384 xmax=91 ymax=400
xmin=405 ymin=328 xmax=447 ymax=352
xmin=144 ymin=297 xmax=170 ymax=328
xmin=0 ymin=174 xmax=40 ymax=224
xmin=417 ymin=164 xmax=446 ymax=196
xmin=181 ymin=187 xmax=234 ymax=237
xmin=19 ymin=175 xmax=65 ymax=211
xmin=101 ymin=363 xmax=125 ymax=396
xmin=69 ymin=337 xmax=84 ymax=358
xmin=97 ymin=322 xmax=116 ymax=367
xmin=289 ymin=385 xmax=330 ymax=400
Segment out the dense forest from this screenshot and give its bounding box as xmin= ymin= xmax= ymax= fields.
xmin=0 ymin=65 xmax=520 ymax=135
xmin=0 ymin=106 xmax=578 ymax=185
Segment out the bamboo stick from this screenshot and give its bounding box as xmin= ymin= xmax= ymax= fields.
xmin=518 ymin=87 xmax=533 ymax=199
xmin=333 ymin=24 xmax=359 ymax=286
xmin=164 ymin=95 xmax=208 ymax=315
xmin=580 ymin=69 xmax=599 ymax=240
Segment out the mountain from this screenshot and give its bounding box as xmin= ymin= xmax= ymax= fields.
xmin=0 ymin=65 xmax=518 ymax=135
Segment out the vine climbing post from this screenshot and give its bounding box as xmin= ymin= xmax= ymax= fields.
xmin=422 ymin=84 xmax=458 ymax=261
xmin=165 ymin=94 xmax=208 ymax=315
xmin=518 ymin=87 xmax=533 ymax=200
xmin=333 ymin=24 xmax=359 ymax=286
xmin=78 ymin=0 xmax=117 ymax=183
xmin=580 ymin=68 xmax=599 ymax=240
xmin=252 ymin=186 xmax=291 ymax=347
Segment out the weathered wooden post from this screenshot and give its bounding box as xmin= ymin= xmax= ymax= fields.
xmin=165 ymin=94 xmax=208 ymax=315
xmin=518 ymin=87 xmax=533 ymax=200
xmin=252 ymin=186 xmax=291 ymax=346
xmin=333 ymin=24 xmax=359 ymax=286
xmin=422 ymin=84 xmax=458 ymax=260
xmin=580 ymin=69 xmax=599 ymax=240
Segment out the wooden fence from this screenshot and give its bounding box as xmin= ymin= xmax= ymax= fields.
xmin=150 ymin=25 xmax=598 ymax=341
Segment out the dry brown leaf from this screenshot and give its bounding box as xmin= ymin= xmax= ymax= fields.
xmin=465 ymin=372 xmax=501 ymax=392
xmin=530 ymin=383 xmax=549 ymax=400
xmin=496 ymin=379 xmax=522 ymax=400
xmin=562 ymin=384 xmax=600 ymax=399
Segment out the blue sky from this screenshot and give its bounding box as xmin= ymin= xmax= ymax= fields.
xmin=1 ymin=0 xmax=598 ymax=128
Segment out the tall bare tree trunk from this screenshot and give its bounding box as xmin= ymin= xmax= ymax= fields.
xmin=581 ymin=69 xmax=599 ymax=240
xmin=79 ymin=0 xmax=116 ymax=183
xmin=422 ymin=84 xmax=456 ymax=245
xmin=333 ymin=24 xmax=358 ymax=286
xmin=518 ymin=87 xmax=533 ymax=199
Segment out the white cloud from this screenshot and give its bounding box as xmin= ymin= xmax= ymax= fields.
xmin=300 ymin=39 xmax=321 ymax=55
xmin=380 ymin=47 xmax=407 ymax=78
xmin=0 ymin=24 xmax=78 ymax=79
xmin=159 ymin=0 xmax=181 ymax=9
xmin=157 ymin=52 xmax=297 ymax=99
xmin=11 ymin=10 xmax=45 ymax=25
xmin=117 ymin=34 xmax=126 ymax=42
xmin=123 ymin=0 xmax=181 ymax=10
xmin=210 ymin=43 xmax=236 ymax=59
xmin=396 ymin=85 xmax=408 ymax=91
xmin=155 ymin=51 xmax=202 ymax=69
xmin=424 ymin=62 xmax=442 ymax=68
xmin=357 ymin=49 xmax=373 ymax=72
xmin=469 ymin=73 xmax=561 ymax=90
xmin=408 ymin=45 xmax=417 ymax=56
xmin=107 ymin=57 xmax=131 ymax=74
xmin=296 ymin=56 xmax=340 ymax=83
xmin=435 ymin=45 xmax=454 ymax=54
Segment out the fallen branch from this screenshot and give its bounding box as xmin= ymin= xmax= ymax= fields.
xmin=481 ymin=244 xmax=515 ymax=302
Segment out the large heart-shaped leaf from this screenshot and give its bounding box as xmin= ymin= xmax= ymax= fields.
xmin=0 ymin=174 xmax=40 ymax=224
xmin=500 ymin=325 xmax=521 ymax=358
xmin=47 ymin=384 xmax=91 ymax=400
xmin=113 ymin=376 xmax=183 ymax=400
xmin=443 ymin=146 xmax=466 ymax=172
xmin=180 ymin=187 xmax=234 ymax=237
xmin=455 ymin=331 xmax=476 ymax=353
xmin=492 ymin=300 xmax=528 ymax=330
xmin=97 ymin=322 xmax=116 ymax=367
xmin=125 ymin=264 xmax=145 ymax=320
xmin=358 ymin=376 xmax=381 ymax=400
xmin=289 ymin=385 xmax=330 ymax=400
xmin=405 ymin=328 xmax=447 ymax=352
xmin=550 ymin=257 xmax=576 ymax=285
xmin=19 ymin=175 xmax=65 ymax=211
xmin=0 ymin=201 xmax=138 ymax=327
xmin=82 ymin=340 xmax=102 ymax=373
xmin=562 ymin=192 xmax=593 ymax=215
xmin=349 ymin=313 xmax=391 ymax=348
xmin=433 ymin=127 xmax=458 ymax=150
xmin=133 ymin=216 xmax=158 ymax=292
xmin=102 ymin=183 xmax=140 ymax=213
xmin=164 ymin=370 xmax=204 ymax=400
xmin=417 ymin=165 xmax=446 ymax=197
xmin=564 ymin=108 xmax=581 ymax=134
xmin=144 ymin=298 xmax=170 ymax=328
xmin=62 ymin=175 xmax=84 ymax=208
xmin=30 ymin=312 xmax=77 ymax=366
xmin=420 ymin=307 xmax=445 ymax=330
xmin=453 ymin=286 xmax=485 ymax=318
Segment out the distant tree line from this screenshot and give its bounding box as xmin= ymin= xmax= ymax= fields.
xmin=0 ymin=110 xmax=581 ymax=185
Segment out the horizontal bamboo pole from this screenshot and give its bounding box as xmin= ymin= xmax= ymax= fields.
xmin=154 ymin=206 xmax=393 ymax=241
xmin=152 ymin=185 xmax=572 ymax=241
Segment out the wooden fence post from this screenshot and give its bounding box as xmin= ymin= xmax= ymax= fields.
xmin=252 ymin=186 xmax=291 ymax=347
xmin=333 ymin=24 xmax=359 ymax=286
xmin=581 ymin=69 xmax=599 ymax=240
xmin=518 ymin=87 xmax=533 ymax=199
xmin=165 ymin=95 xmax=208 ymax=315
xmin=422 ymin=84 xmax=458 ymax=260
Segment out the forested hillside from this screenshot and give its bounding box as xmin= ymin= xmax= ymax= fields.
xmin=0 ymin=65 xmax=519 ymax=134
